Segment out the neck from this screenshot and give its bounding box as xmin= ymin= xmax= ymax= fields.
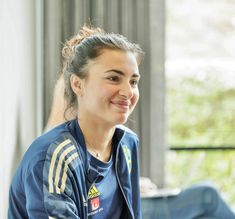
xmin=78 ymin=117 xmax=115 ymax=162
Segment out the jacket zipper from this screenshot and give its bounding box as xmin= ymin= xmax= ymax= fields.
xmin=115 ymin=133 xmax=135 ymax=219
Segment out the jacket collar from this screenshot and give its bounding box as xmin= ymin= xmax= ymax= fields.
xmin=66 ymin=119 xmax=96 ymax=183
xmin=66 ymin=118 xmax=125 ymax=183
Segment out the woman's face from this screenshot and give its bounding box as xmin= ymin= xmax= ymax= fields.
xmin=77 ymin=49 xmax=140 ymax=126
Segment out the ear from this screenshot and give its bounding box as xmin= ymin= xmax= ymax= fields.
xmin=70 ymin=74 xmax=84 ymax=96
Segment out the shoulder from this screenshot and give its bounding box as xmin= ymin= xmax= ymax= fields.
xmin=116 ymin=124 xmax=139 ymax=143
xmin=42 ymin=133 xmax=81 ymax=195
xmin=115 ymin=125 xmax=139 ymax=151
xmin=28 ymin=123 xmax=69 ymax=156
xmin=44 ymin=131 xmax=81 ymax=173
xmin=19 ymin=122 xmax=79 ymax=175
xmin=116 ymin=124 xmax=138 ymax=137
xmin=115 ymin=126 xmax=140 ymax=175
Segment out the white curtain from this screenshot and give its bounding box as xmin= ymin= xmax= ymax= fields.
xmin=1 ymin=0 xmax=38 ymax=218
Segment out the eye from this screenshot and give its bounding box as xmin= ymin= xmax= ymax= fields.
xmin=130 ymin=79 xmax=139 ymax=87
xmin=107 ymin=75 xmax=120 ymax=83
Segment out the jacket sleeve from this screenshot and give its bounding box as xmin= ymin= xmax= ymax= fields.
xmin=24 ymin=158 xmax=81 ymax=219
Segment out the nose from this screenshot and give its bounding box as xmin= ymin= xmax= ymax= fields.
xmin=119 ymin=82 xmax=134 ymax=99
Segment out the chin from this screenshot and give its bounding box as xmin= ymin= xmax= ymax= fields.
xmin=114 ymin=114 xmax=129 ymax=125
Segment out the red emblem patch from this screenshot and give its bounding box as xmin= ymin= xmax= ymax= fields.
xmin=91 ymin=197 xmax=100 ymax=211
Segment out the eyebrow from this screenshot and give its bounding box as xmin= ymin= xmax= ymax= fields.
xmin=105 ymin=69 xmax=140 ymax=78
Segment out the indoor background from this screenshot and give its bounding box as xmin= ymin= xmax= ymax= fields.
xmin=1 ymin=0 xmax=235 ymax=218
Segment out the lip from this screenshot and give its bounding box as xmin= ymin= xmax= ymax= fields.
xmin=111 ymin=100 xmax=130 ymax=110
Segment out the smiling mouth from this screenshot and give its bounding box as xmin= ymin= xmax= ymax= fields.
xmin=111 ymin=101 xmax=130 ymax=110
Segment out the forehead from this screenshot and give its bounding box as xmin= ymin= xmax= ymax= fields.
xmin=89 ymin=49 xmax=139 ymax=73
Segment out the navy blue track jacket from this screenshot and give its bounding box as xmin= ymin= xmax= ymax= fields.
xmin=8 ymin=119 xmax=142 ymax=219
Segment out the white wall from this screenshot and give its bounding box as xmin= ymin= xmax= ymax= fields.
xmin=1 ymin=0 xmax=37 ymax=217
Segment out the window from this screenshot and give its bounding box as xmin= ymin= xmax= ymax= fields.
xmin=166 ymin=0 xmax=235 ymax=205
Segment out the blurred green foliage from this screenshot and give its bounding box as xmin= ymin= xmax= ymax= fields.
xmin=167 ymin=74 xmax=235 ymax=147
xmin=166 ymin=73 xmax=235 ymax=205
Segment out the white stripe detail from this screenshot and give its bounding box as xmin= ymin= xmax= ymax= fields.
xmin=60 ymin=153 xmax=78 ymax=193
xmin=48 ymin=139 xmax=71 ymax=193
xmin=54 ymin=145 xmax=76 ymax=194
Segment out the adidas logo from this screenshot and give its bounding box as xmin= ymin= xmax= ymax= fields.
xmin=88 ymin=185 xmax=100 ymax=199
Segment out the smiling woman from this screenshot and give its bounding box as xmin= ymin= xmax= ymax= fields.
xmin=8 ymin=25 xmax=144 ymax=219
xmin=73 ymin=49 xmax=140 ymax=127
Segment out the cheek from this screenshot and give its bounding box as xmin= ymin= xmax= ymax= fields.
xmin=102 ymin=86 xmax=118 ymax=101
xmin=95 ymin=88 xmax=114 ymax=106
xmin=131 ymin=90 xmax=139 ymax=106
